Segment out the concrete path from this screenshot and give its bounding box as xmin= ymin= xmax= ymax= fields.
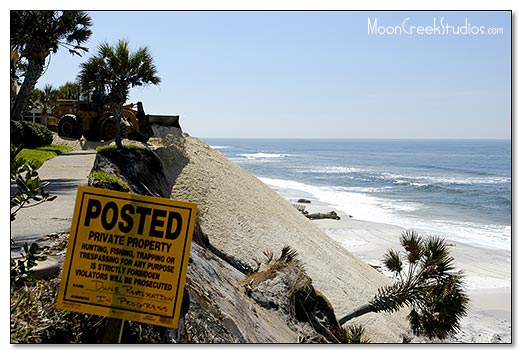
xmin=11 ymin=150 xmax=97 ymax=246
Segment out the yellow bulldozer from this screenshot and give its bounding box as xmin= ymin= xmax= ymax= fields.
xmin=48 ymin=89 xmax=180 ymax=142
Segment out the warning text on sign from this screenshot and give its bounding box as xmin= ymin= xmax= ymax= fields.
xmin=56 ymin=186 xmax=197 ymax=328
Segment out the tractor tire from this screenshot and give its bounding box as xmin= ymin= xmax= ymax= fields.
xmin=100 ymin=117 xmax=129 ymax=142
xmin=100 ymin=117 xmax=117 ymax=141
xmin=57 ymin=114 xmax=82 ymax=139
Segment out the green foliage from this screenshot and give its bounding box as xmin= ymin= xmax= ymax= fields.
xmin=10 ymin=11 xmax=92 ymax=121
xmin=58 ymin=81 xmax=80 ymax=99
xmin=11 ymin=120 xmax=53 ymax=148
xmin=401 ymin=229 xmax=424 ymax=264
xmin=11 ymin=243 xmax=47 ymax=287
xmin=15 ymin=144 xmax=72 ymax=169
xmin=79 ymin=39 xmax=160 ymax=147
xmin=10 ymin=145 xmax=57 ymax=222
xmin=378 ymin=231 xmax=469 ymax=340
xmin=383 ymin=249 xmax=403 ymax=273
xmin=11 ymin=11 xmax=92 ymax=60
xmin=95 ymin=144 xmax=147 ymax=152
xmin=24 ymin=88 xmax=41 ymax=113
xmin=339 ymin=230 xmax=469 ymax=341
xmin=79 ymin=39 xmax=161 ymax=99
xmin=28 ymin=84 xmax=59 ymax=115
xmin=10 ymin=120 xmax=27 ymax=147
xmin=345 ymin=325 xmax=370 ymax=343
xmin=10 ymin=144 xmax=53 ymax=340
xmin=10 ymin=287 xmax=34 ymax=342
xmin=10 ymin=120 xmax=24 ymax=146
xmin=407 ymin=271 xmax=469 ymax=340
xmin=10 ymin=11 xmax=90 ymax=343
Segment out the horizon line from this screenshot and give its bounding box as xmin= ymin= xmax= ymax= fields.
xmin=198 ymin=136 xmax=512 ymax=140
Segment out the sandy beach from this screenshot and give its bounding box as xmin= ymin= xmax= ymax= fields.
xmin=274 ymin=188 xmax=512 ymax=343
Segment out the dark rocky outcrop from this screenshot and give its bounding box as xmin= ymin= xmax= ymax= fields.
xmin=306 ymin=211 xmax=341 ymax=220
xmin=292 ymin=204 xmax=341 ymax=220
xmin=90 ymin=147 xmax=172 ymax=197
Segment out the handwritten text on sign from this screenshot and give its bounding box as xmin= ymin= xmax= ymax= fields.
xmin=56 ymin=186 xmax=197 ymax=328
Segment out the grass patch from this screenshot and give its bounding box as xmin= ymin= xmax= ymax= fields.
xmin=95 ymin=144 xmax=147 ymax=152
xmin=15 ymin=145 xmax=72 ymax=169
xmin=87 ymin=170 xmax=129 ymax=191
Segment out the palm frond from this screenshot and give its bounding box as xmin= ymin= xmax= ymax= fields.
xmin=278 ymin=246 xmax=299 ymax=264
xmin=400 ymin=230 xmax=424 ymax=264
xmin=383 ymin=249 xmax=403 ymax=274
xmin=409 ymin=271 xmax=469 ymax=339
xmin=423 ymin=236 xmax=455 ymax=275
xmin=263 ymin=249 xmax=274 ymax=264
xmin=345 ymin=324 xmax=371 ymax=343
xmin=369 ymin=282 xmax=422 ymax=314
xmin=78 ymin=39 xmax=160 ymax=100
xmin=340 ymin=230 xmax=468 ymax=341
xmin=251 ymin=257 xmax=261 ymax=272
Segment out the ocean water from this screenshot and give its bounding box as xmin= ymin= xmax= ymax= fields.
xmin=202 ymin=138 xmax=511 ymax=251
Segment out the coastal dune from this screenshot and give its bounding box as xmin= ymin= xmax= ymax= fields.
xmin=154 ymin=134 xmax=409 ymax=342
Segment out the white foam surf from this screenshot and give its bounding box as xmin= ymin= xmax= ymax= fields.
xmin=238 ymin=153 xmax=289 ymax=159
xmin=258 ymin=176 xmax=511 ymax=251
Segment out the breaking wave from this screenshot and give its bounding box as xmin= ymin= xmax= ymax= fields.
xmin=258 ymin=176 xmax=511 ymax=250
xmin=237 ymin=152 xmax=289 ymax=160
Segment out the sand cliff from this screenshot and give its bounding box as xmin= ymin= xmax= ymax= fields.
xmin=153 ymin=134 xmax=409 ymax=342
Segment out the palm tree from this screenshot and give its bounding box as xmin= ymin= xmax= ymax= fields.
xmin=23 ymin=85 xmax=59 ymax=125
xmin=338 ymin=230 xmax=469 ymax=340
xmin=78 ymin=40 xmax=161 ymax=148
xmin=10 ymin=11 xmax=92 ymax=121
xmin=34 ymin=84 xmax=59 ymax=126
xmin=58 ymin=81 xmax=80 ymax=99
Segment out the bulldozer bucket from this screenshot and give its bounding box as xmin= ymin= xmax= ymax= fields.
xmin=147 ymin=114 xmax=181 ymax=129
xmin=134 ymin=101 xmax=182 ymax=139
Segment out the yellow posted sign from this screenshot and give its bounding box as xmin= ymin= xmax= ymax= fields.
xmin=56 ymin=186 xmax=197 ymax=328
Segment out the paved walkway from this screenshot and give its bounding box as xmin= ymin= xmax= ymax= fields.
xmin=11 ymin=150 xmax=97 ymax=246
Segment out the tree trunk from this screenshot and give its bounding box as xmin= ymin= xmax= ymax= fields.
xmin=114 ymin=104 xmax=123 ymax=149
xmin=40 ymin=112 xmax=48 ymax=127
xmin=11 ymin=58 xmax=44 ymax=121
xmin=11 ymin=49 xmax=20 ymax=113
xmin=338 ymin=303 xmax=374 ymax=326
xmin=11 ymin=74 xmax=18 ymax=114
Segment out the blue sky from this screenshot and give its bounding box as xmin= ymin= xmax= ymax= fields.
xmin=35 ymin=10 xmax=511 ymax=139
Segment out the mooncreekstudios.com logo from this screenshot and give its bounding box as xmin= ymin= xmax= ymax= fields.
xmin=368 ymin=17 xmax=504 ymax=36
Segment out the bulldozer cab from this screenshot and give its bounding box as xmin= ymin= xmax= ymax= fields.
xmin=78 ymin=88 xmax=106 ymax=112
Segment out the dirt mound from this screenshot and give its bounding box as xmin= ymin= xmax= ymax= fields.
xmin=52 ymin=133 xmax=150 ymax=151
